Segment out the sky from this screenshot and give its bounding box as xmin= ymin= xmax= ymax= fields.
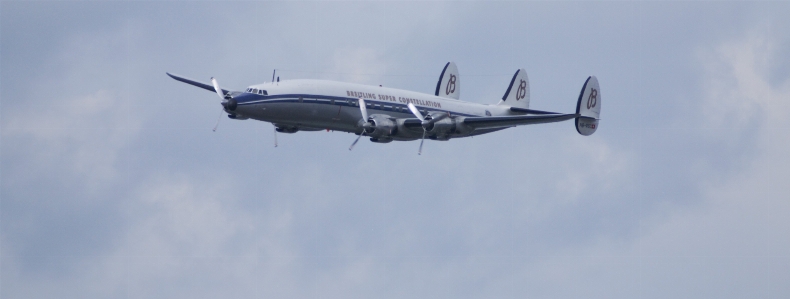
xmin=1 ymin=1 xmax=789 ymax=298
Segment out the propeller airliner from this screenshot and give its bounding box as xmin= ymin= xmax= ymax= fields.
xmin=167 ymin=62 xmax=601 ymax=154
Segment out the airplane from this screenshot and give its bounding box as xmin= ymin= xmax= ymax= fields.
xmin=166 ymin=62 xmax=601 ymax=154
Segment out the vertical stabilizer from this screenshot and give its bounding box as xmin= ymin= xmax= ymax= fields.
xmin=575 ymin=76 xmax=601 ymax=136
xmin=435 ymin=62 xmax=460 ymax=100
xmin=499 ymin=69 xmax=530 ymax=109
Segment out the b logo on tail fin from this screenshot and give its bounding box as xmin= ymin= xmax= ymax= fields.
xmin=516 ymin=79 xmax=527 ymax=101
xmin=587 ymin=88 xmax=597 ymax=109
xmin=445 ymin=74 xmax=456 ymax=95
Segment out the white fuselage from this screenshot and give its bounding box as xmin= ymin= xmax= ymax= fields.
xmin=230 ymin=79 xmax=513 ymax=140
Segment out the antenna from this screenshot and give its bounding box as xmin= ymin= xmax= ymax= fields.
xmin=272 ymin=69 xmax=276 ymax=82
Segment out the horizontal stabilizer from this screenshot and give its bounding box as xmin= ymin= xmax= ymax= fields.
xmin=509 ymin=107 xmax=561 ymax=115
xmin=167 ymin=72 xmax=229 ymax=95
xmin=463 ymin=113 xmax=578 ymax=130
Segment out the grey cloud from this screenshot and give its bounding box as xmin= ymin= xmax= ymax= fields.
xmin=2 ymin=1 xmax=789 ymax=298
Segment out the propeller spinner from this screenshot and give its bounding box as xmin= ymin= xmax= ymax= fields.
xmin=210 ymin=77 xmax=237 ymax=132
xmin=406 ymin=103 xmax=447 ymax=155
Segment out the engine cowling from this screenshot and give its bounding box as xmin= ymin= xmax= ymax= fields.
xmin=228 ymin=113 xmax=248 ymax=120
xmin=427 ymin=117 xmax=457 ymax=136
xmin=365 ymin=114 xmax=398 ymax=138
xmin=422 ymin=116 xmax=475 ymax=139
xmin=370 ymin=137 xmax=393 ymax=143
xmin=275 ymin=126 xmax=299 ymax=133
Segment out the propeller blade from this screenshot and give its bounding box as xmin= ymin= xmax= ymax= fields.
xmin=273 ymin=124 xmax=278 ymax=147
xmin=212 ymin=109 xmax=223 ymax=132
xmin=358 ymin=98 xmax=368 ymax=121
xmin=418 ymin=129 xmax=426 ymax=155
xmin=211 ymin=77 xmax=224 ymax=100
xmin=407 ymin=103 xmax=425 ymax=121
xmin=349 ymin=133 xmax=363 ymax=151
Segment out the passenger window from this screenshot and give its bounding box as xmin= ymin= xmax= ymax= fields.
xmin=262 ymin=90 xmax=268 ymax=95
xmin=485 ymin=110 xmax=492 ymax=116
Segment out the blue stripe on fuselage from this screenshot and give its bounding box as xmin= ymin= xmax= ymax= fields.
xmin=234 ymin=93 xmax=478 ymax=117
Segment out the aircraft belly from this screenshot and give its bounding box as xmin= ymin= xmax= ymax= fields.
xmin=238 ymin=102 xmax=360 ymax=133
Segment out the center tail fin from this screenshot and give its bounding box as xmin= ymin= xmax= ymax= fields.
xmin=435 ymin=62 xmax=460 ymax=100
xmin=498 ymin=69 xmax=530 ymax=109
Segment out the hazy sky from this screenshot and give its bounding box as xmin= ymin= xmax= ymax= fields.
xmin=2 ymin=1 xmax=788 ymax=298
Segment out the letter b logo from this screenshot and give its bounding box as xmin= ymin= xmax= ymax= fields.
xmin=587 ymin=88 xmax=597 ymax=109
xmin=445 ymin=74 xmax=456 ymax=95
xmin=515 ymin=80 xmax=527 ymax=101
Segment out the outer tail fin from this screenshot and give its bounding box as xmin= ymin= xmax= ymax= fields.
xmin=435 ymin=62 xmax=460 ymax=99
xmin=498 ymin=69 xmax=530 ymax=109
xmin=575 ymin=76 xmax=601 ymax=136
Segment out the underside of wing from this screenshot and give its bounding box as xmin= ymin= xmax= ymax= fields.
xmin=462 ymin=113 xmax=579 ymax=130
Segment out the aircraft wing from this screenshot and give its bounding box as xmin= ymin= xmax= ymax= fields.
xmin=166 ymin=72 xmax=230 ymax=95
xmin=462 ymin=113 xmax=580 ymax=130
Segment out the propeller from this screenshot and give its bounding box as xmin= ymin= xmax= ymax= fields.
xmin=212 ymin=109 xmax=223 ymax=132
xmin=406 ymin=103 xmax=427 ymax=155
xmin=406 ymin=103 xmax=449 ymax=155
xmin=349 ymin=98 xmax=373 ymax=151
xmin=210 ymin=77 xmax=225 ymax=132
xmin=209 ymin=77 xmax=237 ymax=132
xmin=211 ymin=77 xmax=224 ymax=100
xmin=273 ymin=124 xmax=278 ymax=147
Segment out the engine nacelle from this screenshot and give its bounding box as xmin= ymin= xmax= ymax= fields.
xmin=453 ymin=117 xmax=474 ymax=135
xmin=275 ymin=126 xmax=299 ymax=133
xmin=424 ymin=116 xmax=475 ymax=139
xmin=370 ymin=137 xmax=393 ymax=143
xmin=427 ymin=117 xmax=457 ymax=136
xmin=365 ymin=114 xmax=398 ymax=138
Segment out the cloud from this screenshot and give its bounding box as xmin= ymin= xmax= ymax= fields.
xmin=505 ymin=26 xmax=790 ymax=298
xmin=2 ymin=90 xmax=138 ymax=191
xmin=2 ymin=2 xmax=790 ymax=298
